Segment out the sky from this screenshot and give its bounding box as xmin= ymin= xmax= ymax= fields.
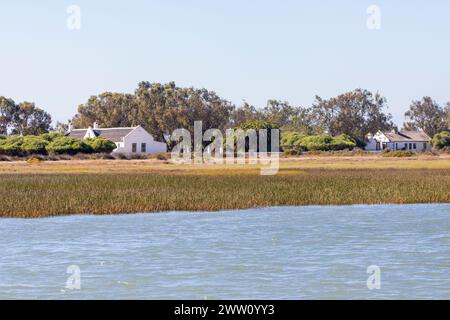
xmin=1 ymin=0 xmax=450 ymax=126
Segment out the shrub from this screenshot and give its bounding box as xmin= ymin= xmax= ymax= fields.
xmin=432 ymin=131 xmax=450 ymax=149
xmin=148 ymin=152 xmax=170 ymax=160
xmin=21 ymin=136 xmax=49 ymax=155
xmin=0 ymin=136 xmax=25 ymax=156
xmin=280 ymin=132 xmax=356 ymax=152
xmin=382 ymin=150 xmax=414 ymax=158
xmin=85 ymin=138 xmax=116 ymax=153
xmin=0 ymin=134 xmax=6 ymax=140
xmin=114 ymin=153 xmax=129 ymax=160
xmin=26 ymin=156 xmax=44 ymax=164
xmin=40 ymin=132 xmax=63 ymax=142
xmin=129 ymin=153 xmax=147 ymax=160
xmin=46 ymin=136 xmax=93 ymax=155
xmin=329 ymin=134 xmax=357 ymax=151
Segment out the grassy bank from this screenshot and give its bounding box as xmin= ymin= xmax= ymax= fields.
xmin=1 ymin=167 xmax=449 ymax=217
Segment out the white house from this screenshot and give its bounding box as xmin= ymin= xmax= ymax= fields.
xmin=65 ymin=122 xmax=167 ymax=154
xmin=365 ymin=129 xmax=431 ymax=152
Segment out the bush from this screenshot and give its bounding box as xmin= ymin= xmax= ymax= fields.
xmin=85 ymin=138 xmax=116 ymax=153
xmin=40 ymin=132 xmax=62 ymax=142
xmin=382 ymin=150 xmax=414 ymax=158
xmin=148 ymin=152 xmax=170 ymax=160
xmin=21 ymin=136 xmax=49 ymax=155
xmin=0 ymin=136 xmax=48 ymax=156
xmin=0 ymin=136 xmax=24 ymax=156
xmin=114 ymin=153 xmax=129 ymax=160
xmin=46 ymin=136 xmax=93 ymax=155
xmin=281 ymin=132 xmax=356 ymax=152
xmin=432 ymin=131 xmax=450 ymax=149
xmin=26 ymin=156 xmax=44 ymax=164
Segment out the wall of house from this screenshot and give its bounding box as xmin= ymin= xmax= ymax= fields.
xmin=112 ymin=127 xmax=167 ymax=154
xmin=388 ymin=141 xmax=430 ymax=152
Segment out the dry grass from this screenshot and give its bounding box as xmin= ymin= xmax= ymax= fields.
xmin=1 ymin=154 xmax=449 ymax=217
xmin=1 ymin=168 xmax=449 ymax=218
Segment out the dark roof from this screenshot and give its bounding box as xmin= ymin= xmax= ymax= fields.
xmin=383 ymin=130 xmax=431 ymax=142
xmin=66 ymin=127 xmax=136 ymax=142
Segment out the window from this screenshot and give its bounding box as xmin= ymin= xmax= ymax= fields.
xmin=423 ymin=143 xmax=427 ymax=150
xmin=409 ymin=143 xmax=412 ymax=150
xmin=413 ymin=143 xmax=416 ymax=149
xmin=132 ymin=143 xmax=137 ymax=153
xmin=395 ymin=143 xmax=398 ymax=150
xmin=141 ymin=143 xmax=146 ymax=153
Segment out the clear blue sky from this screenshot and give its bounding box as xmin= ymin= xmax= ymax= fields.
xmin=1 ymin=0 xmax=449 ymax=126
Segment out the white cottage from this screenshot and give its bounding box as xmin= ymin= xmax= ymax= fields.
xmin=65 ymin=122 xmax=167 ymax=154
xmin=365 ymin=129 xmax=431 ymax=152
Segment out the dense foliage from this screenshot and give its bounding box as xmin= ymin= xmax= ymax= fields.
xmin=0 ymin=136 xmax=49 ymax=156
xmin=281 ymin=132 xmax=356 ymax=152
xmin=85 ymin=138 xmax=117 ymax=153
xmin=0 ymin=134 xmax=116 ymax=156
xmin=404 ymin=97 xmax=449 ymax=137
xmin=432 ymin=131 xmax=450 ymax=149
xmin=0 ymin=97 xmax=52 ymax=135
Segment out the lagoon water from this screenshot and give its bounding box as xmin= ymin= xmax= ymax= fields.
xmin=0 ymin=204 xmax=449 ymax=299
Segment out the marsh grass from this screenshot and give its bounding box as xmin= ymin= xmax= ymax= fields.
xmin=1 ymin=169 xmax=449 ymax=218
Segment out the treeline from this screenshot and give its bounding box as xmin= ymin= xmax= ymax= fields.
xmin=2 ymin=82 xmax=450 ymax=149
xmin=0 ymin=134 xmax=116 ymax=156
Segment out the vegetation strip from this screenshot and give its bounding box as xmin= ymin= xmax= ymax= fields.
xmin=1 ymin=168 xmax=449 ymax=218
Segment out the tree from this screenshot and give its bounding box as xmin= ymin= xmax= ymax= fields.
xmin=0 ymin=98 xmax=52 ymax=136
xmin=230 ymin=102 xmax=263 ymax=126
xmin=71 ymin=82 xmax=235 ymax=144
xmin=134 ymin=81 xmax=234 ymax=141
xmin=403 ymin=97 xmax=448 ymax=137
xmin=72 ymin=92 xmax=139 ymax=129
xmin=11 ymin=102 xmax=52 ymax=135
xmin=0 ymin=97 xmax=18 ymax=135
xmin=310 ymin=89 xmax=394 ymax=143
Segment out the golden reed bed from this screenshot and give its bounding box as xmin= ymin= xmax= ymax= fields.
xmin=1 ymin=155 xmax=450 ymax=217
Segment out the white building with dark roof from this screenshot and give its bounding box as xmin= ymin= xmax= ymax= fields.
xmin=365 ymin=129 xmax=431 ymax=152
xmin=65 ymin=122 xmax=167 ymax=154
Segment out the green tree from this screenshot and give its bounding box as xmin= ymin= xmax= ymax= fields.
xmin=11 ymin=102 xmax=52 ymax=135
xmin=311 ymin=89 xmax=394 ymax=142
xmin=403 ymin=97 xmax=448 ymax=137
xmin=0 ymin=97 xmax=18 ymax=135
xmin=72 ymin=92 xmax=138 ymax=129
xmin=230 ymin=102 xmax=263 ymax=126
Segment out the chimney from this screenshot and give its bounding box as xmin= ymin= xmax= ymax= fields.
xmin=93 ymin=121 xmax=99 ymax=129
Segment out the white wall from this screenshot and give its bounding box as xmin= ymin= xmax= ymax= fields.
xmin=112 ymin=126 xmax=167 ymax=154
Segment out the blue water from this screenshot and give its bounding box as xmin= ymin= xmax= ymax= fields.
xmin=0 ymin=204 xmax=449 ymax=299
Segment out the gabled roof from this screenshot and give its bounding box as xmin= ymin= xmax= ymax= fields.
xmin=65 ymin=127 xmax=137 ymax=142
xmin=382 ymin=130 xmax=431 ymax=142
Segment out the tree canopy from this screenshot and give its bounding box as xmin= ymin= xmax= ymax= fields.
xmin=0 ymin=97 xmax=52 ymax=135
xmin=403 ymin=97 xmax=449 ymax=137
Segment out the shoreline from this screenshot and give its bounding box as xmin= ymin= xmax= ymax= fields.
xmin=3 ymin=202 xmax=450 ymax=220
